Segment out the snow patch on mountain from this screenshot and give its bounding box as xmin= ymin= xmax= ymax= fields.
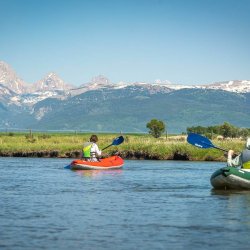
xmin=33 ymin=106 xmax=52 ymax=120
xmin=152 ymin=79 xmax=250 ymax=93
xmin=204 ymin=80 xmax=250 ymax=93
xmin=20 ymin=91 xmax=63 ymax=106
xmin=70 ymin=78 xmax=250 ymax=97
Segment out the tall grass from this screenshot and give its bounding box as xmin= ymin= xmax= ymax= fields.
xmin=0 ymin=132 xmax=245 ymax=161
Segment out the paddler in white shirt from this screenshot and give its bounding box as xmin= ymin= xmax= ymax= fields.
xmin=82 ymin=135 xmax=102 ymax=161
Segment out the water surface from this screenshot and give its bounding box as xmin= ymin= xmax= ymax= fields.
xmin=1 ymin=158 xmax=250 ymax=250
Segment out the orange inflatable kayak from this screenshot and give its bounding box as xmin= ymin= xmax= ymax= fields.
xmin=70 ymin=156 xmax=124 ymax=170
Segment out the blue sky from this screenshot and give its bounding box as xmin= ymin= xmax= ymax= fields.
xmin=1 ymin=0 xmax=250 ymax=86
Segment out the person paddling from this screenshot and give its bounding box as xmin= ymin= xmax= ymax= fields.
xmin=227 ymin=138 xmax=250 ymax=169
xmin=82 ymin=135 xmax=102 ymax=162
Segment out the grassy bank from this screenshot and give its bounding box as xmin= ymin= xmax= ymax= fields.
xmin=0 ymin=132 xmax=245 ymax=161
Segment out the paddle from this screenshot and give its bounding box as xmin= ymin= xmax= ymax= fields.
xmin=187 ymin=133 xmax=228 ymax=153
xmin=102 ymin=135 xmax=124 ymax=150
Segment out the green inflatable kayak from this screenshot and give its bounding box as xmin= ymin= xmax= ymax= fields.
xmin=210 ymin=167 xmax=250 ymax=190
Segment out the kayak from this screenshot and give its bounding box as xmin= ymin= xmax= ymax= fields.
xmin=70 ymin=156 xmax=124 ymax=170
xmin=210 ymin=166 xmax=250 ymax=190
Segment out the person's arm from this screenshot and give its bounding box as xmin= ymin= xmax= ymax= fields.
xmin=93 ymin=143 xmax=102 ymax=156
xmin=227 ymin=150 xmax=241 ymax=167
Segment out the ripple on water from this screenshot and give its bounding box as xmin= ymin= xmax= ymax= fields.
xmin=1 ymin=158 xmax=250 ymax=250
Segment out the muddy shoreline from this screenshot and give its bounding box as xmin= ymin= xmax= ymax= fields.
xmin=0 ymin=150 xmax=224 ymax=161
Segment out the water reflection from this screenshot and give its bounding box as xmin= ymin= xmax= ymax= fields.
xmin=211 ymin=188 xmax=250 ymax=226
xmin=211 ymin=189 xmax=250 ymax=196
xmin=73 ymin=169 xmax=123 ymax=179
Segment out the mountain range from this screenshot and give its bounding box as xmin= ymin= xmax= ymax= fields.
xmin=0 ymin=60 xmax=250 ymax=133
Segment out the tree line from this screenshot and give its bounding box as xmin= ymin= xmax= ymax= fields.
xmin=146 ymin=119 xmax=250 ymax=139
xmin=187 ymin=122 xmax=250 ymax=139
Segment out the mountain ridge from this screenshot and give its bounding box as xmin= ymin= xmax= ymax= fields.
xmin=0 ymin=60 xmax=250 ymax=133
xmin=1 ymin=60 xmax=250 ymax=97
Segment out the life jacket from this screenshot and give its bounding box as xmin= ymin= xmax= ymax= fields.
xmin=241 ymin=149 xmax=250 ymax=169
xmin=82 ymin=142 xmax=93 ymax=158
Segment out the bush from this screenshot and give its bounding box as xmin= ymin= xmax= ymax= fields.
xmin=38 ymin=134 xmax=51 ymax=139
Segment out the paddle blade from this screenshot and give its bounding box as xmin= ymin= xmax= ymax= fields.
xmin=102 ymin=135 xmax=124 ymax=150
xmin=112 ymin=136 xmax=124 ymax=146
xmin=187 ymin=133 xmax=214 ymax=149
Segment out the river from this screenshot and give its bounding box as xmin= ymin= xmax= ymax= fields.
xmin=1 ymin=157 xmax=250 ymax=250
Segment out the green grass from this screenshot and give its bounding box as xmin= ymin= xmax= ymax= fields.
xmin=0 ymin=132 xmax=245 ymax=161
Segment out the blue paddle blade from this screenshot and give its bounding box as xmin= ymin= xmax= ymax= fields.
xmin=64 ymin=164 xmax=71 ymax=169
xmin=102 ymin=135 xmax=125 ymax=150
xmin=187 ymin=133 xmax=214 ymax=149
xmin=112 ymin=136 xmax=124 ymax=146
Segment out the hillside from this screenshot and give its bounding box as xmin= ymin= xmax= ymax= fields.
xmin=30 ymin=88 xmax=250 ymax=133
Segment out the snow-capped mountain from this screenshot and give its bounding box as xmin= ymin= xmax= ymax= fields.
xmin=70 ymin=75 xmax=113 ymax=96
xmin=20 ymin=72 xmax=73 ymax=105
xmin=1 ymin=60 xmax=250 ymax=106
xmin=32 ymin=72 xmax=72 ymax=92
xmin=1 ymin=60 xmax=250 ymax=132
xmin=151 ymin=79 xmax=250 ymax=93
xmin=0 ymin=61 xmax=27 ymax=94
xmin=70 ymin=78 xmax=250 ymax=96
xmin=0 ymin=61 xmax=73 ymax=106
xmin=203 ymin=80 xmax=250 ymax=93
xmin=70 ymin=76 xmax=173 ymax=96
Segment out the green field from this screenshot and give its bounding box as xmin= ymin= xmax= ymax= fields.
xmin=0 ymin=132 xmax=245 ymax=161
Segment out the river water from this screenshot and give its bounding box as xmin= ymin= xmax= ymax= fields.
xmin=0 ymin=157 xmax=250 ymax=250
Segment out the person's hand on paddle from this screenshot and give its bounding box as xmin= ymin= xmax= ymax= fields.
xmin=228 ymin=149 xmax=238 ymax=159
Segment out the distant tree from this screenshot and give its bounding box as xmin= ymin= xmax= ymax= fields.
xmin=220 ymin=122 xmax=235 ymax=138
xmin=146 ymin=119 xmax=165 ymax=138
xmin=239 ymin=128 xmax=250 ymax=138
xmin=186 ymin=125 xmax=207 ymax=134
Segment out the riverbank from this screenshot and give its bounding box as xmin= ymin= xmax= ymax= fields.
xmin=0 ymin=132 xmax=245 ymax=161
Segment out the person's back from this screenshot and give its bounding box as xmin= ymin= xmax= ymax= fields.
xmin=241 ymin=140 xmax=250 ymax=169
xmin=82 ymin=135 xmax=102 ymax=161
xmin=82 ymin=142 xmax=93 ymax=159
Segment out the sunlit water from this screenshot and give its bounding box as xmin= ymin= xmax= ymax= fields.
xmin=1 ymin=157 xmax=250 ymax=250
